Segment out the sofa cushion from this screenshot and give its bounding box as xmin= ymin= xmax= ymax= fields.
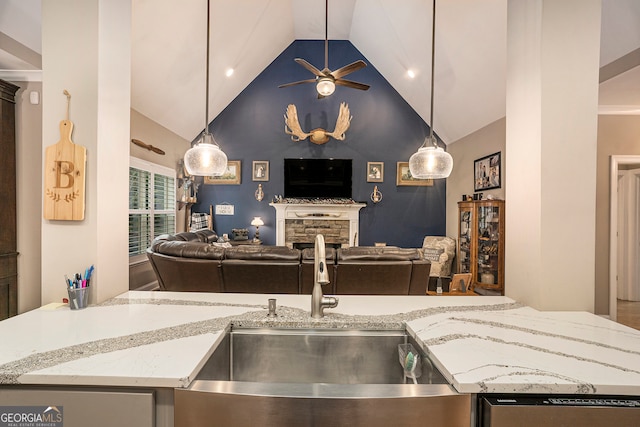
xmin=334 ymin=262 xmax=413 ymax=295
xmin=301 ymin=247 xmax=336 ymax=261
xmin=152 ymin=240 xmax=225 ymax=260
xmin=221 ymin=261 xmax=301 ymax=294
xmin=224 ymin=246 xmax=301 ymax=261
xmin=193 ymin=229 xmax=218 ymax=243
xmin=166 ymin=229 xmax=217 ymax=243
xmin=147 ymin=252 xmax=224 ymax=292
xmin=221 ymin=246 xmax=301 ymax=294
xmin=172 ymin=232 xmax=202 ymax=241
xmin=338 ymin=247 xmax=421 ymax=261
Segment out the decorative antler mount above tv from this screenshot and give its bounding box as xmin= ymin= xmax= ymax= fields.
xmin=284 ymin=103 xmax=352 ymax=145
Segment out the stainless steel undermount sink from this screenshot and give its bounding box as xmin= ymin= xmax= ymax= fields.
xmin=175 ymin=328 xmax=471 ymax=427
xmin=196 ymin=327 xmax=446 ymax=384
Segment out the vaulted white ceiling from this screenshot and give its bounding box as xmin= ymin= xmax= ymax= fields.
xmin=1 ymin=0 xmax=639 ymax=144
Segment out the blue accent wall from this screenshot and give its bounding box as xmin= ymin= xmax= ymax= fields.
xmin=193 ymin=40 xmax=446 ymax=248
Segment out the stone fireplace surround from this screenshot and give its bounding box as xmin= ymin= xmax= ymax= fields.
xmin=270 ymin=202 xmax=366 ymax=248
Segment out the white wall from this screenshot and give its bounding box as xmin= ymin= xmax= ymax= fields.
xmin=505 ymin=0 xmax=600 ymax=311
xmin=41 ymin=0 xmax=131 ymax=305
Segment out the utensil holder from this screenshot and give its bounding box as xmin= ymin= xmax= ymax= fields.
xmin=67 ymin=287 xmax=89 ymax=310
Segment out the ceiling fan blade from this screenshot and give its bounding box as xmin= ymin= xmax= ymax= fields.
xmin=278 ymin=79 xmax=317 ymax=89
xmin=132 ymin=138 xmax=165 ymax=155
xmin=149 ymin=146 xmax=166 ymax=155
xmin=335 ymin=79 xmax=370 ymax=91
xmin=294 ymin=58 xmax=324 ymax=77
xmin=331 ymin=60 xmax=367 ymax=79
xmin=131 ymin=138 xmax=147 ymax=148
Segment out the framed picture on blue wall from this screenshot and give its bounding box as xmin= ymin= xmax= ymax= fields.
xmin=367 ymin=162 xmax=384 ymax=182
xmin=474 ymin=152 xmax=501 ymax=191
xmin=252 ymin=161 xmax=269 ymax=181
xmin=204 ymin=160 xmax=241 ymax=185
xmin=396 ymin=162 xmax=433 ymax=186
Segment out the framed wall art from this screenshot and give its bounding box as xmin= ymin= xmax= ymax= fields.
xmin=474 ymin=152 xmax=501 ymax=191
xmin=367 ymin=161 xmax=384 ymax=182
xmin=396 ymin=162 xmax=434 ymax=186
xmin=252 ymin=160 xmax=269 ymax=181
xmin=204 ymin=160 xmax=241 ymax=185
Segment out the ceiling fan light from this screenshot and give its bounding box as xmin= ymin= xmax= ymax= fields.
xmin=316 ymin=77 xmax=335 ymax=96
xmin=409 ymin=144 xmax=453 ymax=179
xmin=184 ymin=133 xmax=228 ymax=176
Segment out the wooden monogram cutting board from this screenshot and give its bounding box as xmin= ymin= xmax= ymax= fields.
xmin=43 ymin=119 xmax=86 ymax=220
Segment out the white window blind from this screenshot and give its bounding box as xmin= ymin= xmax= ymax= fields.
xmin=129 ymin=157 xmax=176 ymax=257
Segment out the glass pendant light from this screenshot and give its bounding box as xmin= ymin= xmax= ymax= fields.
xmin=409 ymin=140 xmax=453 ymax=179
xmin=184 ymin=0 xmax=227 ymax=176
xmin=184 ymin=132 xmax=227 ymax=176
xmin=408 ymin=0 xmax=453 ymax=180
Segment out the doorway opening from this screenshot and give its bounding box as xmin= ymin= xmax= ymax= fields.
xmin=609 ymin=155 xmax=640 ymax=324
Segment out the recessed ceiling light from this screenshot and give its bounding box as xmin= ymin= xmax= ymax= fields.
xmin=407 ymin=69 xmax=416 ymax=79
xmin=225 ymin=68 xmax=234 ymax=77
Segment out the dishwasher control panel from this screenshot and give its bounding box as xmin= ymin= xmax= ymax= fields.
xmin=480 ymin=395 xmax=640 ymax=427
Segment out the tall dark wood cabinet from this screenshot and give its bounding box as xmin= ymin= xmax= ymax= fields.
xmin=0 ymin=79 xmax=19 ymax=320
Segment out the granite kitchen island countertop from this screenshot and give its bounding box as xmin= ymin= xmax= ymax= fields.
xmin=0 ymin=291 xmax=639 ymax=396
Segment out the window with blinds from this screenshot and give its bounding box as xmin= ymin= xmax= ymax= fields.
xmin=129 ymin=157 xmax=176 ymax=257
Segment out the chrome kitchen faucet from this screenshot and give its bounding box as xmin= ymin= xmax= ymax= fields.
xmin=311 ymin=234 xmax=338 ymax=318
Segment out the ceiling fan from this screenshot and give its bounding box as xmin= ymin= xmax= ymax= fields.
xmin=278 ymin=0 xmax=370 ymax=97
xmin=131 ymin=138 xmax=165 ymax=155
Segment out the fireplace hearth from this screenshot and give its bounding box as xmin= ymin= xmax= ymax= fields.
xmin=270 ymin=202 xmax=366 ymax=247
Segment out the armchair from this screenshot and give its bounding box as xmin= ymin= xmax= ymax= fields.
xmin=421 ymin=236 xmax=456 ymax=278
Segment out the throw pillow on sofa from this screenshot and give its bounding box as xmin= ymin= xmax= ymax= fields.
xmin=422 ymin=248 xmax=444 ymax=262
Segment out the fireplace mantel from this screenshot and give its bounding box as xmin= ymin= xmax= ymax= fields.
xmin=270 ymin=202 xmax=366 ymax=247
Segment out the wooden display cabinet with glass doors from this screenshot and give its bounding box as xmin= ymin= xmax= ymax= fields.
xmin=457 ymin=200 xmax=505 ymax=294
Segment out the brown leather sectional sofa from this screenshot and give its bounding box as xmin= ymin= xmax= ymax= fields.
xmin=147 ymin=230 xmax=431 ymax=295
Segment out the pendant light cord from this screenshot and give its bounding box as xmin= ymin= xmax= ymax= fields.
xmin=429 ymin=0 xmax=436 ymax=145
xmin=204 ymin=0 xmax=211 ymax=137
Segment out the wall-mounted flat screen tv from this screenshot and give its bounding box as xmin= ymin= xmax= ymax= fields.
xmin=284 ymin=158 xmax=352 ymax=199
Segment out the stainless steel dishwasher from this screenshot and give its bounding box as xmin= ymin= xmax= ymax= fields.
xmin=479 ymin=395 xmax=640 ymax=426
